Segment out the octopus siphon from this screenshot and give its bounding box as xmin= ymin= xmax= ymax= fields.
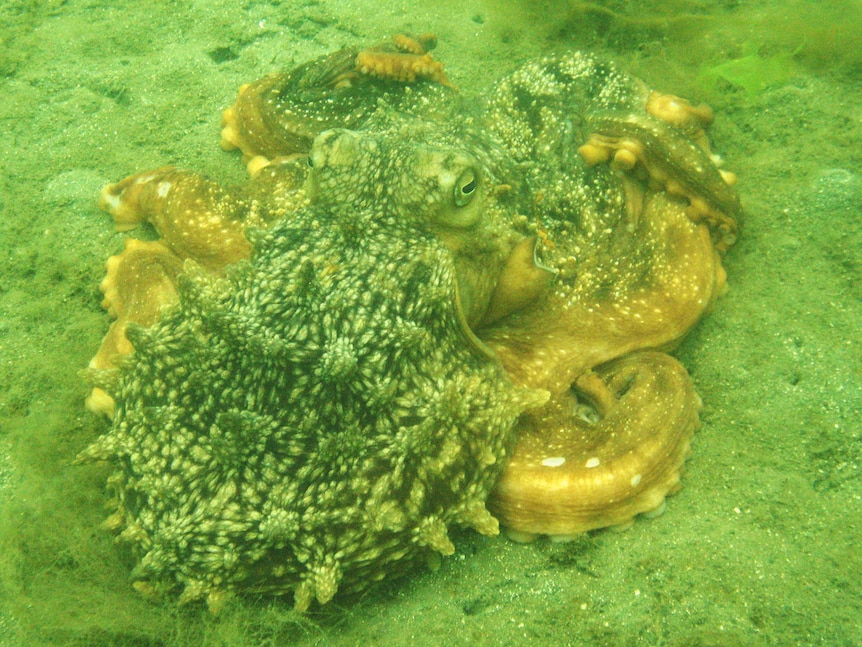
xmin=79 ymin=35 xmax=740 ymax=612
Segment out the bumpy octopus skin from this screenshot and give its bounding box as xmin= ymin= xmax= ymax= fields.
xmin=84 ymin=126 xmax=546 ymax=612
xmin=82 ymin=41 xmax=739 ymax=609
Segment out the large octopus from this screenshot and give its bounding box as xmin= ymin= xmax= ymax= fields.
xmin=79 ymin=36 xmax=739 ymax=612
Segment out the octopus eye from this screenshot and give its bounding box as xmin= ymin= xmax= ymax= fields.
xmin=454 ymin=168 xmax=478 ymax=207
xmin=307 ymin=155 xmax=314 ymax=168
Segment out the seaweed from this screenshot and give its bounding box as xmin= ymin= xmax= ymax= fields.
xmin=698 ymin=45 xmax=800 ymax=98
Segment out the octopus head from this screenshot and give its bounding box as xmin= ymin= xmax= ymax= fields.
xmin=305 ymin=127 xmax=483 ymax=231
xmin=304 ymin=127 xmax=519 ymax=331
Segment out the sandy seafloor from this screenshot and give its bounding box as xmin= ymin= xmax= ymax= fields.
xmin=0 ymin=0 xmax=860 ymax=645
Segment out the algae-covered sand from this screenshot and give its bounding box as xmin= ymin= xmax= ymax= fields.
xmin=1 ymin=0 xmax=860 ymax=645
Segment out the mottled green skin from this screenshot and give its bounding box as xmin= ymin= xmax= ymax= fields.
xmin=86 ymin=122 xmax=539 ymax=609
xmin=483 ymin=53 xmax=665 ymax=277
xmin=132 ymin=219 xmax=519 ymax=599
xmin=483 ymin=54 xmax=738 ymax=259
xmin=84 ymin=50 xmax=723 ymax=610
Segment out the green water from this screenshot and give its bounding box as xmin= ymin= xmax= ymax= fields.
xmin=1 ymin=0 xmax=860 ymax=645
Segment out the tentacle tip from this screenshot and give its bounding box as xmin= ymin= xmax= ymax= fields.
xmin=84 ymin=387 xmax=116 ymax=419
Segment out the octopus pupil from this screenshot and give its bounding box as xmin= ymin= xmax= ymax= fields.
xmin=461 ymin=178 xmax=476 ymax=195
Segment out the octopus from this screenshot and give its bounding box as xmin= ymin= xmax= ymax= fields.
xmin=79 ymin=36 xmax=739 ymax=612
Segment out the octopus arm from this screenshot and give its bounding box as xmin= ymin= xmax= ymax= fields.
xmin=579 ymin=112 xmax=740 ymax=251
xmin=488 ymin=351 xmax=700 ymax=540
xmin=485 ymin=192 xmax=725 ymax=396
xmin=99 ymin=167 xmax=252 ymax=269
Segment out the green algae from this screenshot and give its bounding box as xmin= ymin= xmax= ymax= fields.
xmin=698 ymin=46 xmax=799 ymax=98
